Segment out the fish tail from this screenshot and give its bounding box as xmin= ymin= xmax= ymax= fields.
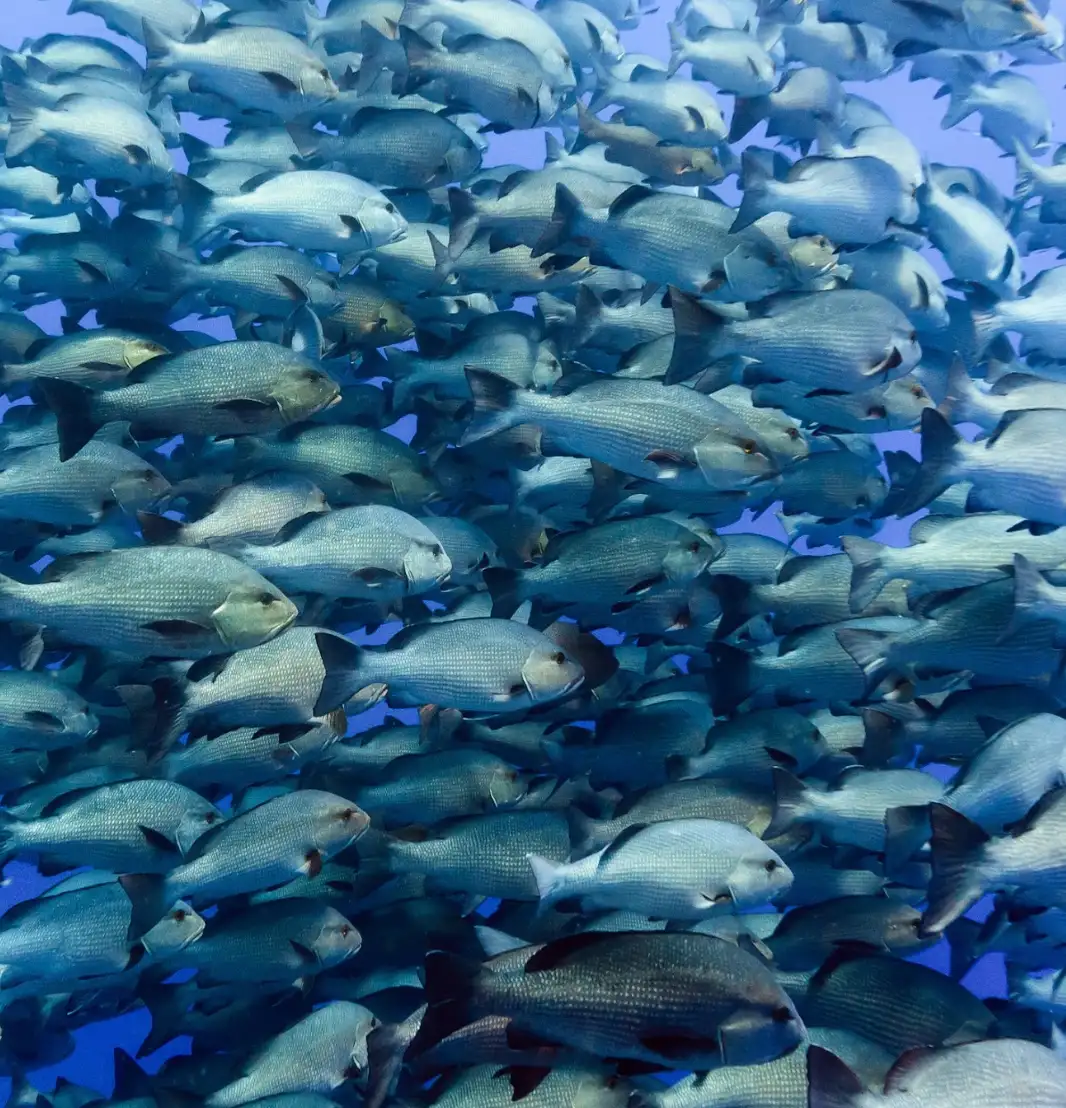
xmin=921 ymin=803 xmax=991 ymax=937
xmin=117 ymin=874 xmax=172 ymax=941
xmin=0 ymin=811 xmax=22 ymax=867
xmin=0 ymin=572 xmax=33 ymax=624
xmin=731 ymin=148 xmax=773 ymax=232
xmin=284 ymin=121 xmax=324 ymax=167
xmin=1001 ymin=552 xmax=1056 ymax=643
xmin=32 ymin=377 xmax=102 ymax=461
xmin=834 ymin=627 xmax=895 ymax=691
xmin=945 ymin=917 xmax=982 ymax=981
xmin=884 ymin=804 xmax=932 ymax=876
xmin=728 ymin=96 xmax=766 ymax=143
xmin=666 ymin=21 xmax=685 ymax=75
xmin=426 ymin=230 xmax=453 ymax=286
xmin=460 ymin=368 xmax=526 ymax=445
xmin=665 ymin=289 xmax=727 ymax=386
xmin=481 ymin=566 xmax=524 ymax=618
xmin=1013 ymin=139 xmax=1041 ymax=200
xmin=841 ymin=536 xmax=891 ymax=611
xmin=858 ymin=707 xmax=904 ymax=767
xmin=702 ymin=642 xmax=751 ymax=714
xmin=410 ymin=950 xmax=486 ymax=1056
xmin=969 ymin=297 xmax=1004 ymax=357
xmin=1 ymin=74 xmax=43 ymax=163
xmin=526 ymin=853 xmax=566 ymax=907
xmin=313 ymin=631 xmax=365 ymax=715
xmin=939 ymin=86 xmax=977 ymax=131
xmin=764 ymin=767 xmax=808 ymax=840
xmin=446 ymin=187 xmax=480 ymax=260
xmin=886 ymin=409 xmax=962 ymax=518
xmin=140 ymin=18 xmax=176 ymax=89
xmin=532 ymin=183 xmax=583 ymax=258
xmin=937 ymin=355 xmax=984 ymax=424
xmin=564 ymin=807 xmax=601 ymax=856
xmin=175 ymin=173 xmax=221 ymax=246
xmin=806 ymin=1045 xmax=866 ymax=1108
xmin=136 ymin=511 xmax=185 ymax=545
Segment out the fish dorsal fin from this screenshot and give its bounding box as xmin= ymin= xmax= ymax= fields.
xmin=522 ymin=931 xmax=610 ymax=973
xmin=596 ymin=822 xmax=648 ymax=870
xmin=607 ymin=184 xmax=656 ymax=219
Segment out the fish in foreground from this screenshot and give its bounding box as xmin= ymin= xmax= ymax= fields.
xmin=0 ymin=0 xmax=1062 ymax=1098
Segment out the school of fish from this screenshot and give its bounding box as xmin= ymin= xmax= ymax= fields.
xmin=1 ymin=0 xmax=1066 ymax=1104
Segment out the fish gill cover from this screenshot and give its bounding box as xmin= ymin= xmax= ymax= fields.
xmin=0 ymin=0 xmax=1065 ymax=1104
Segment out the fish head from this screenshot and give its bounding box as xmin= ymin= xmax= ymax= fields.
xmin=521 ymin=641 xmax=586 ymax=704
xmin=211 ymin=582 xmax=298 ymax=649
xmin=313 ymin=800 xmax=372 ymax=853
xmin=302 ymin=61 xmax=340 ymax=102
xmin=402 ymin=537 xmax=453 ymax=593
xmin=717 ymin=986 xmax=806 ymax=1065
xmin=784 ymin=233 xmax=840 ymax=286
xmin=662 ymin=523 xmax=724 ymax=583
xmin=313 ymin=908 xmax=363 ymax=966
xmin=375 ymin=297 xmax=415 ymax=342
xmin=726 ymin=848 xmax=793 ymax=907
xmin=123 ymin=338 xmax=171 ymax=370
xmin=142 ymin=901 xmax=207 ymax=956
xmin=487 ymin=763 xmax=529 ymax=808
xmin=532 ymin=344 xmax=565 ymax=391
xmin=175 ymin=801 xmax=225 ymax=857
xmin=270 ymin=362 xmax=342 ymax=422
xmin=110 ymin=462 xmax=172 ymax=510
xmin=963 ymin=0 xmax=1046 ymax=49
xmin=883 ymin=904 xmax=926 ymax=951
xmin=353 ymin=197 xmax=409 ymax=249
xmin=694 ymin=429 xmax=778 ymax=488
xmin=852 ymin=471 xmax=889 ymax=516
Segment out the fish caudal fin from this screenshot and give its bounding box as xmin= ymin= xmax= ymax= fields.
xmin=921 ymin=802 xmax=991 ymax=937
xmin=842 ymin=536 xmax=890 ymax=612
xmin=806 ymin=1046 xmax=865 ymax=1108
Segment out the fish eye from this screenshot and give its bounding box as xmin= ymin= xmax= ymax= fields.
xmin=172 ymin=908 xmax=187 ymax=922
xmin=910 ymin=385 xmax=925 ymax=398
xmin=764 ymin=859 xmax=779 ymax=873
xmin=257 ymin=591 xmax=277 ymax=605
xmin=786 ymin=427 xmax=799 ymax=440
xmin=384 ymin=202 xmax=396 ymax=214
xmin=741 ymin=440 xmax=757 ymax=455
xmin=867 ymin=405 xmax=887 ymax=419
xmin=431 ymin=543 xmax=445 ymax=557
xmin=340 ymin=924 xmax=352 ymax=937
xmin=908 ymin=330 xmax=917 ymax=342
xmin=339 ymin=807 xmax=357 ymax=821
xmin=771 ymin=1005 xmax=793 ymax=1023
xmin=203 ymin=812 xmax=218 ymax=824
xmin=686 ymin=540 xmax=702 ymax=553
xmin=855 ymin=494 xmax=870 ymax=508
xmin=550 ymin=651 xmax=566 ymax=664
xmin=140 ymin=468 xmax=157 ymax=480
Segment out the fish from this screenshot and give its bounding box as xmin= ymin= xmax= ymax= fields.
xmin=37 ymin=328 xmax=341 ymax=461
xmin=312 ymin=618 xmax=588 ymax=715
xmin=0 ymin=547 xmax=298 ymax=658
xmin=416 ymin=930 xmax=805 ymax=1068
xmin=527 ymin=817 xmax=792 ymax=918
xmin=224 ymin=505 xmax=452 ymax=601
xmin=205 ymin=1002 xmax=377 ymax=1107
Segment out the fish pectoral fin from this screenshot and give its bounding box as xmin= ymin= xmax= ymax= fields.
xmin=639 ymin=1032 xmax=716 ymax=1060
xmin=303 ymin=849 xmax=323 ymax=878
xmin=213 ymin=397 xmax=278 ymax=420
xmin=496 ymin=1066 xmax=551 ymax=1101
xmin=504 ymin=1024 xmax=562 ymax=1051
xmin=624 ymin=573 xmax=666 ymax=596
xmin=137 ymin=825 xmax=180 ymax=854
xmin=261 ymin=71 xmax=300 ymax=93
xmin=143 ymin=619 xmax=213 ymax=639
xmin=644 ymin=449 xmax=697 ymax=478
xmin=289 ymin=939 xmax=318 ymax=964
xmin=352 ymin=567 xmax=404 ymax=585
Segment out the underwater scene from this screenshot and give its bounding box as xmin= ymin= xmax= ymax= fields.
xmin=1 ymin=0 xmax=1066 ymax=1104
